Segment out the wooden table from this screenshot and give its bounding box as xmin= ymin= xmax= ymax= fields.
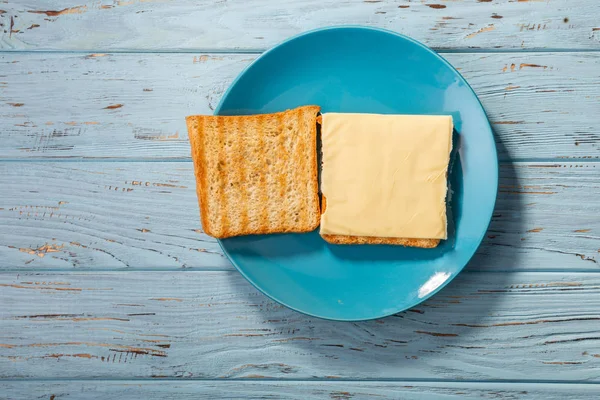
xmin=1 ymin=1 xmax=599 ymax=399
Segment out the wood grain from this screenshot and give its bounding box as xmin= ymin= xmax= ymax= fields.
xmin=471 ymin=162 xmax=600 ymax=270
xmin=1 ymin=162 xmax=598 ymax=271
xmin=1 ymin=271 xmax=600 ymax=380
xmin=3 ymin=380 xmax=600 ymax=400
xmin=0 ymin=162 xmax=229 ymax=270
xmin=0 ymin=52 xmax=598 ymax=160
xmin=0 ymin=1 xmax=599 ymax=51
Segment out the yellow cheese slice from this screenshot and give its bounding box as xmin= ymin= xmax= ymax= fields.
xmin=320 ymin=113 xmax=453 ymax=240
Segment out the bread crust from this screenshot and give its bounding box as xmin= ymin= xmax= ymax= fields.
xmin=186 ymin=113 xmax=213 ymax=237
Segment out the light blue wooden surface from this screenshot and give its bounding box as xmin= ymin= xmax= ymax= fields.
xmin=2 ymin=271 xmax=600 ymax=380
xmin=1 ymin=1 xmax=599 ymax=398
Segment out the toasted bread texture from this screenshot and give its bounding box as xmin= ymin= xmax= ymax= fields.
xmin=186 ymin=105 xmax=321 ymax=239
xmin=319 ymin=197 xmax=440 ymax=248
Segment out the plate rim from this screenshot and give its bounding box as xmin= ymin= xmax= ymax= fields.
xmin=213 ymin=25 xmax=499 ymax=321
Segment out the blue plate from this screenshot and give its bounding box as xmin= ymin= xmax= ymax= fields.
xmin=215 ymin=26 xmax=497 ymax=321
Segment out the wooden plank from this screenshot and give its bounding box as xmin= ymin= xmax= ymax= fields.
xmin=0 ymin=52 xmax=598 ymax=161
xmin=1 ymin=1 xmax=599 ymax=51
xmin=0 ymin=162 xmax=229 ymax=270
xmin=1 ymin=271 xmax=600 ymax=380
xmin=1 ymin=162 xmax=598 ymax=271
xmin=2 ymin=380 xmax=600 ymax=400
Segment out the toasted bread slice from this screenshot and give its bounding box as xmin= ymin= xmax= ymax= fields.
xmin=186 ymin=105 xmax=321 ymax=239
xmin=319 ymin=196 xmax=440 ymax=248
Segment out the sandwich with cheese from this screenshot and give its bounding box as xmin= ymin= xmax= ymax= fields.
xmin=186 ymin=106 xmax=452 ymax=249
xmin=319 ymin=113 xmax=453 ymax=248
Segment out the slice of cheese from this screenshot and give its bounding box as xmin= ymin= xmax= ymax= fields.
xmin=320 ymin=113 xmax=453 ymax=240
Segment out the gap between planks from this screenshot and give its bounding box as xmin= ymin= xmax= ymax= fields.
xmin=1 ymin=378 xmax=600 ymax=385
xmin=1 ymin=48 xmax=600 ymax=55
xmin=0 ymin=268 xmax=600 ymax=274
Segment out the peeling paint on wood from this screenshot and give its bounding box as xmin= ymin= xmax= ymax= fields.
xmin=103 ymin=103 xmax=123 ymax=110
xmin=527 ymin=228 xmax=544 ymax=233
xmin=426 ymin=4 xmax=446 ymax=9
xmin=27 ymin=6 xmax=88 ymax=17
xmin=520 ymin=63 xmax=548 ymax=69
xmin=85 ymin=53 xmax=109 ymax=59
xmin=466 ymin=24 xmax=495 ymax=39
